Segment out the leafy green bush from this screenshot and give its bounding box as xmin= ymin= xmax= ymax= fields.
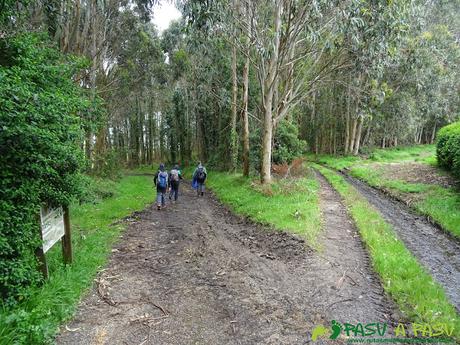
xmin=250 ymin=120 xmax=307 ymax=171
xmin=0 ymin=33 xmax=93 ymax=304
xmin=437 ymin=121 xmax=460 ymax=177
xmin=273 ymin=120 xmax=307 ymax=165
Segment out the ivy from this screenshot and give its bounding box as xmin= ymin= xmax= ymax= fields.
xmin=0 ymin=33 xmax=95 ymax=304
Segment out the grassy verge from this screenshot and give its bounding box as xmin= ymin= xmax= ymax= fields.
xmin=314 ymin=164 xmax=460 ymax=340
xmin=311 ymin=145 xmax=460 ymax=239
xmin=349 ymin=166 xmax=460 ymax=238
xmin=0 ymin=175 xmax=155 ymax=345
xmin=206 ymin=170 xmax=322 ymax=247
xmin=310 ymin=144 xmax=437 ymax=170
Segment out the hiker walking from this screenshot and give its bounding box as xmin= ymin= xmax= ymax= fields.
xmin=154 ymin=163 xmax=169 ymax=210
xmin=192 ymin=162 xmax=207 ymax=196
xmin=169 ymin=164 xmax=183 ymax=202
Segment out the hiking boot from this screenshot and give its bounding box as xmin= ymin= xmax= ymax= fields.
xmin=201 ymin=192 xmax=204 ymax=196
xmin=157 ymin=205 xmax=161 ymax=210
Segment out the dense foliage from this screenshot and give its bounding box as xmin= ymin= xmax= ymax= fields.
xmin=179 ymin=0 xmax=459 ymax=182
xmin=3 ymin=1 xmax=457 ymax=181
xmin=0 ymin=33 xmax=91 ymax=303
xmin=1 ymin=0 xmax=459 ymax=306
xmin=437 ymin=122 xmax=460 ymax=177
xmin=249 ymin=120 xmax=306 ymax=171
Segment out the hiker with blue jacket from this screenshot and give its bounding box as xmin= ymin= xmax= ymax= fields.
xmin=168 ymin=164 xmax=183 ymax=202
xmin=154 ymin=163 xmax=169 ymax=210
xmin=192 ymin=162 xmax=207 ymax=196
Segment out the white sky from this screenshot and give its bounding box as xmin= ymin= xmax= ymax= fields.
xmin=152 ymin=1 xmax=182 ymax=34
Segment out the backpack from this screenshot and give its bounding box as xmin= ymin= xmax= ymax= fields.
xmin=196 ymin=167 xmax=206 ymax=182
xmin=158 ymin=171 xmax=168 ymax=188
xmin=170 ymin=169 xmax=179 ymax=182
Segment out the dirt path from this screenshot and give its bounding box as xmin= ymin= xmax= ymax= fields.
xmin=342 ymin=173 xmax=460 ymax=313
xmin=57 ymin=180 xmax=395 ymax=345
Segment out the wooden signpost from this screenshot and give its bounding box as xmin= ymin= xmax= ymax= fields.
xmin=36 ymin=205 xmax=73 ymax=278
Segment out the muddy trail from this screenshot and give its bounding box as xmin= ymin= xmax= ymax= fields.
xmin=342 ymin=173 xmax=460 ymax=312
xmin=57 ymin=180 xmax=396 ymax=345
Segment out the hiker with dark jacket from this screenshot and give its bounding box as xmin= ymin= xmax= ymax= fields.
xmin=168 ymin=164 xmax=183 ymax=202
xmin=154 ymin=163 xmax=169 ymax=210
xmin=192 ymin=162 xmax=207 ymax=196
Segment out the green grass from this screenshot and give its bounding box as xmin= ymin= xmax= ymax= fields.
xmin=367 ymin=145 xmax=436 ymax=164
xmin=124 ymin=164 xmax=159 ymax=174
xmin=0 ymin=175 xmax=155 ymax=345
xmin=311 ymin=145 xmax=460 ymax=239
xmin=309 ymin=144 xmax=437 ymax=170
xmin=315 ymin=164 xmax=460 ymax=341
xmin=206 ymin=170 xmax=322 ymax=247
xmin=347 ymin=165 xmax=460 ymax=239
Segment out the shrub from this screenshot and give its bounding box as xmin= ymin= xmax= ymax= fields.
xmin=250 ymin=120 xmax=307 ymax=172
xmin=273 ymin=120 xmax=307 ymax=165
xmin=437 ymin=121 xmax=460 ymax=177
xmin=0 ymin=33 xmax=94 ymax=304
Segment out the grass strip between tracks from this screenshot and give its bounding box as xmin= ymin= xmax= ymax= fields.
xmin=205 ymin=170 xmax=322 ymax=248
xmin=314 ymin=164 xmax=460 ymax=341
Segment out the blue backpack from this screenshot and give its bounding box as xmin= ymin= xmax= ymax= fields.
xmin=158 ymin=171 xmax=167 ymax=188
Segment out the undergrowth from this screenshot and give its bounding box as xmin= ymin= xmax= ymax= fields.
xmin=0 ymin=174 xmax=155 ymax=345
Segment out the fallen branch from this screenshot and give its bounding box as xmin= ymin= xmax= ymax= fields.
xmin=151 ymin=302 xmax=168 ymax=316
xmin=327 ymin=298 xmax=354 ymax=309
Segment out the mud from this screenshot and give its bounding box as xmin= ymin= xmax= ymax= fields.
xmin=57 ymin=181 xmax=395 ymax=345
xmin=376 ymin=162 xmax=458 ymax=189
xmin=342 ymin=173 xmax=460 ymax=313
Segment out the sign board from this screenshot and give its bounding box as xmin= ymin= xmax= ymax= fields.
xmin=40 ymin=205 xmax=65 ymax=253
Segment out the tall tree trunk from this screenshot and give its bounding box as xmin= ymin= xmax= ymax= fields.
xmin=349 ymin=116 xmax=357 ymax=154
xmin=261 ymin=96 xmax=274 ymax=184
xmin=228 ymin=0 xmax=239 ymax=171
xmin=260 ymin=0 xmax=281 ymax=184
xmin=363 ymin=123 xmax=371 ymax=147
xmin=344 ymin=84 xmax=351 ymax=154
xmin=138 ymin=106 xmax=144 ymax=165
xmin=333 ymin=122 xmax=337 ymax=155
xmin=352 ymin=115 xmax=363 ymax=155
xmin=125 ymin=118 xmax=130 ymax=165
xmin=230 ymin=43 xmax=238 ymax=171
xmin=311 ymin=92 xmax=318 ymax=154
xmin=430 ymin=122 xmax=437 ymax=144
xmin=418 ymin=128 xmax=423 ymax=144
xmin=86 ymin=0 xmax=98 ymax=164
xmin=241 ymin=40 xmax=250 ymax=176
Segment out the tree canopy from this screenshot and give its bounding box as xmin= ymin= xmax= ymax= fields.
xmin=0 ymin=0 xmax=459 ymax=303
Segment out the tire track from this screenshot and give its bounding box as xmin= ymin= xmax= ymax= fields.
xmin=342 ymin=173 xmax=460 ymax=313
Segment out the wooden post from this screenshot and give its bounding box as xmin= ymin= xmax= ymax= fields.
xmin=62 ymin=205 xmax=73 ymax=265
xmin=36 ymin=214 xmax=49 ymax=279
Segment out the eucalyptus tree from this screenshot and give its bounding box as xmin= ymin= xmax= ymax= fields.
xmin=247 ymin=0 xmax=356 ymax=182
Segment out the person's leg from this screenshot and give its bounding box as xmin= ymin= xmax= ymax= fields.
xmin=156 ymin=191 xmax=162 ymax=210
xmin=161 ymin=192 xmax=165 ymax=207
xmin=174 ymin=184 xmax=179 ymax=201
xmin=201 ymin=183 xmax=205 ymax=196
